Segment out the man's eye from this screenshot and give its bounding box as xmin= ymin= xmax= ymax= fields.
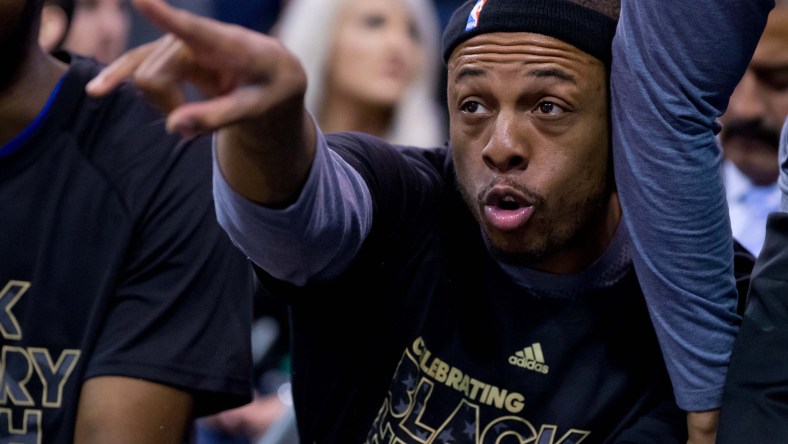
xmin=754 ymin=68 xmax=788 ymax=92
xmin=77 ymin=0 xmax=99 ymax=9
xmin=460 ymin=101 xmax=488 ymax=114
xmin=363 ymin=15 xmax=386 ymax=29
xmin=536 ymin=101 xmax=565 ymax=115
xmin=408 ymin=21 xmax=421 ymax=42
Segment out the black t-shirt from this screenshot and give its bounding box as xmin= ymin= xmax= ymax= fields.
xmin=254 ymin=132 xmax=747 ymax=443
xmin=0 ymin=53 xmax=255 ymax=442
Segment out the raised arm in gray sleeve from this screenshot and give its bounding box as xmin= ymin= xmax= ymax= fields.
xmin=213 ymin=129 xmax=373 ymax=286
xmin=780 ymin=118 xmax=788 ymax=211
xmin=611 ymin=0 xmax=773 ymax=411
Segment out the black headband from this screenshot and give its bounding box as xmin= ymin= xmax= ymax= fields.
xmin=442 ymin=0 xmax=618 ymax=66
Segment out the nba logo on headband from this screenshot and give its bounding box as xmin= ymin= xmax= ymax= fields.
xmin=465 ymin=0 xmax=488 ymax=31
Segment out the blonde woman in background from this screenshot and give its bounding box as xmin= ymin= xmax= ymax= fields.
xmin=275 ymin=0 xmax=446 ymax=148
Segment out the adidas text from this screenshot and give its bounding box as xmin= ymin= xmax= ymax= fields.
xmin=509 ymin=356 xmax=549 ymax=374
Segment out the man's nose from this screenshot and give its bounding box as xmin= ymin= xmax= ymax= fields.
xmin=481 ymin=113 xmax=528 ymax=173
xmin=726 ymin=70 xmax=768 ymax=121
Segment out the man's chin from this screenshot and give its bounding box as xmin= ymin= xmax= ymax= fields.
xmin=484 ymin=235 xmax=546 ymax=267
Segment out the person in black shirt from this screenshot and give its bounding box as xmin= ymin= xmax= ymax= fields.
xmin=0 ymin=0 xmax=256 ymax=442
xmin=87 ymin=0 xmax=760 ymax=442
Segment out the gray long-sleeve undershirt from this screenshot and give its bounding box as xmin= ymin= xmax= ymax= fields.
xmin=212 ymin=129 xmax=372 ymax=287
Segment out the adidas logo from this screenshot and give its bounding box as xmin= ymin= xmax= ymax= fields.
xmin=509 ymin=343 xmax=549 ymax=374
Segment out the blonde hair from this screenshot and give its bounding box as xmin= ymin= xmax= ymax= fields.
xmin=274 ymin=0 xmax=446 ymax=148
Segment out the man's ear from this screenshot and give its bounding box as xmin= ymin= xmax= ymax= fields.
xmin=39 ymin=4 xmax=69 ymax=52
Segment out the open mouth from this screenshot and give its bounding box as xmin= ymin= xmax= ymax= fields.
xmin=483 ymin=186 xmax=535 ymax=232
xmin=484 ymin=185 xmax=533 ymax=209
xmin=499 ymin=195 xmax=521 ymax=210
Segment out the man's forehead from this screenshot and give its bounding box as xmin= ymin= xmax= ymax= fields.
xmin=761 ymin=7 xmax=788 ymax=43
xmin=751 ymin=7 xmax=788 ymax=61
xmin=447 ymin=32 xmax=599 ymax=70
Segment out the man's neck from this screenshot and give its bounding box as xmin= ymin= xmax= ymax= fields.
xmin=0 ymin=46 xmax=68 ymax=146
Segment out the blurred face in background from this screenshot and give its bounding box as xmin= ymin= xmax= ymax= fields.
xmin=62 ymin=0 xmax=129 ymax=64
xmin=720 ymin=6 xmax=788 ymax=186
xmin=326 ymin=0 xmax=424 ymax=109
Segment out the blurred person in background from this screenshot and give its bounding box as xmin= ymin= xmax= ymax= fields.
xmin=38 ymin=0 xmax=73 ymax=53
xmin=274 ymin=0 xmax=446 ymax=148
xmin=720 ymin=1 xmax=788 ymax=257
xmin=86 ymin=0 xmax=772 ymax=440
xmin=1 ymin=0 xmax=256 ymax=441
xmin=195 ymin=289 xmax=297 ymax=444
xmin=40 ymin=0 xmax=130 ymax=64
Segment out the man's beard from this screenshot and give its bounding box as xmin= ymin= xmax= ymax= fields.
xmin=459 ymin=175 xmax=610 ymax=268
xmin=486 ymin=189 xmax=609 ymax=268
xmin=721 ymin=118 xmax=781 ymax=151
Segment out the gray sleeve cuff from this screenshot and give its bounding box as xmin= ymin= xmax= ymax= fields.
xmin=212 ymin=125 xmax=373 ymax=286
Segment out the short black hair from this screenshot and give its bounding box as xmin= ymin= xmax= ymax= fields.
xmin=565 ymin=0 xmax=620 ymax=20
